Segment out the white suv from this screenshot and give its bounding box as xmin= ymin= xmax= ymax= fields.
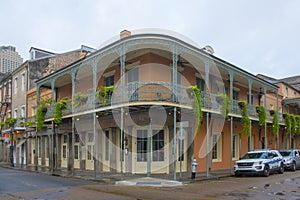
xmin=234 ymin=149 xmax=284 ymax=177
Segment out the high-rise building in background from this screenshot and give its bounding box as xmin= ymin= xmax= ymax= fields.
xmin=0 ymin=46 xmax=23 ymax=73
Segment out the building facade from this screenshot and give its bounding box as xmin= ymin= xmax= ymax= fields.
xmin=0 ymin=46 xmax=23 ymax=73
xmin=0 ymin=45 xmax=95 ymax=167
xmin=1 ymin=30 xmax=299 ymax=180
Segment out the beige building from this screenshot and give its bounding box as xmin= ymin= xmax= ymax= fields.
xmin=0 ymin=46 xmax=23 ymax=73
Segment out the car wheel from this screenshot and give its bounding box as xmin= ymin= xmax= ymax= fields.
xmin=235 ymin=173 xmax=241 ymax=177
xmin=263 ymin=165 xmax=270 ymax=177
xmin=278 ymin=163 xmax=284 ymax=174
xmin=291 ymin=162 xmax=296 ymax=171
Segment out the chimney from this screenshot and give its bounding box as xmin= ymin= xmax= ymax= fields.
xmin=120 ymin=30 xmax=131 ymax=39
xmin=79 ymin=51 xmax=88 ymax=59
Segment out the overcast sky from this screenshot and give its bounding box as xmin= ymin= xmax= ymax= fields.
xmin=1 ymin=0 xmax=299 ymax=79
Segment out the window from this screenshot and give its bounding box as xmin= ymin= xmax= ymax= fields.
xmin=21 ymin=105 xmax=25 ymax=118
xmin=74 ymin=134 xmax=80 ymax=160
xmin=212 ymin=133 xmax=222 ymax=161
xmin=233 ymin=90 xmax=239 ymax=100
xmin=63 ymin=135 xmax=68 ymax=143
xmin=178 ymin=138 xmax=184 ymax=161
xmin=105 ymin=130 xmax=110 ymax=161
xmin=137 ymin=130 xmax=148 ymax=162
xmin=87 ymin=145 xmax=94 ymax=160
xmin=88 ymin=133 xmax=94 ymax=142
xmin=152 ymin=130 xmax=164 ymax=162
xmin=247 ymin=94 xmax=254 ymax=105
xmin=45 ymin=137 xmax=49 ymax=158
xmin=62 ymin=146 xmax=67 ymax=159
xmin=14 ymin=76 xmax=18 ymax=94
xmin=232 ymin=135 xmax=239 ymax=160
xmin=196 ymin=77 xmax=205 ymax=91
xmin=38 ymin=137 xmax=41 ymax=158
xmin=74 ymin=145 xmax=79 ymax=159
xmin=13 ymin=108 xmax=18 ymax=118
xmin=75 ymin=134 xmax=80 ymax=143
xmin=105 ymin=75 xmax=114 ymax=86
xmin=21 ymin=72 xmax=25 ymax=91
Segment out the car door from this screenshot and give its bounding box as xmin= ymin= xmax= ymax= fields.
xmin=270 ymin=152 xmax=279 ymax=170
xmin=295 ymin=150 xmax=300 ymax=168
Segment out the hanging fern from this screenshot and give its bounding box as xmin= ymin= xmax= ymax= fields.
xmin=73 ymin=93 xmax=87 ymax=107
xmin=54 ymin=99 xmax=68 ymax=124
xmin=284 ymin=113 xmax=291 ymax=135
xmin=217 ymin=94 xmax=230 ymax=120
xmin=36 ymin=102 xmax=47 ymax=131
xmin=291 ymin=114 xmax=296 ymax=134
xmin=96 ymin=86 xmax=114 ymax=105
xmin=189 ymin=85 xmax=202 ymax=131
xmin=256 ymin=106 xmax=266 ymax=127
xmin=272 ymin=110 xmax=279 ymax=136
xmin=240 ymin=101 xmax=250 ymax=137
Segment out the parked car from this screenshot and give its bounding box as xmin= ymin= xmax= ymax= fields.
xmin=234 ymin=149 xmax=284 ymax=177
xmin=279 ymin=149 xmax=300 ymax=171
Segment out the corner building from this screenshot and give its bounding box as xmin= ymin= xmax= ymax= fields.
xmin=32 ymin=30 xmax=288 ymax=177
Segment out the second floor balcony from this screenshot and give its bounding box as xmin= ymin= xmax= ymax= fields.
xmin=39 ymin=81 xmax=284 ymax=124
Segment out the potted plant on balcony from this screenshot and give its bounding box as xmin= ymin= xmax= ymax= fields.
xmin=0 ymin=121 xmax=6 ymax=127
xmin=25 ymin=121 xmax=34 ymax=127
xmin=5 ymin=118 xmax=17 ymax=127
xmin=186 ymin=87 xmax=194 ymax=99
xmin=256 ymin=106 xmax=266 ymax=127
xmin=73 ymin=93 xmax=88 ymax=107
xmin=272 ymin=110 xmax=279 ymax=136
xmin=238 ymin=101 xmax=245 ymax=109
xmin=54 ymin=99 xmax=68 ymax=124
xmin=240 ymin=101 xmax=250 ymax=136
xmin=96 ymin=86 xmax=114 ymax=105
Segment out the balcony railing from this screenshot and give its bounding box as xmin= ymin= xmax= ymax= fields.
xmin=39 ymin=81 xmax=284 ymax=124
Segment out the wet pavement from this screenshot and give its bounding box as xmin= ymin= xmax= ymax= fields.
xmin=1 ymin=166 xmax=300 ymax=199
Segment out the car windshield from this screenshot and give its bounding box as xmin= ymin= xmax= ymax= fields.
xmin=241 ymin=152 xmax=267 ymax=159
xmin=280 ymin=151 xmax=292 ymax=157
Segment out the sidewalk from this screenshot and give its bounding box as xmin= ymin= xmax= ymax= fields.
xmin=0 ymin=162 xmax=232 ymax=186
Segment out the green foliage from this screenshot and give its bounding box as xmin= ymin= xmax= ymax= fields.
xmin=256 ymin=106 xmax=266 ymax=127
xmin=0 ymin=121 xmax=6 ymax=127
xmin=5 ymin=118 xmax=17 ymax=127
xmin=54 ymin=99 xmax=68 ymax=124
xmin=297 ymin=116 xmax=300 ymax=134
xmin=73 ymin=93 xmax=87 ymax=107
xmin=284 ymin=113 xmax=291 ymax=135
xmin=240 ymin=101 xmax=250 ymax=137
xmin=96 ymin=86 xmax=114 ymax=105
xmin=189 ymin=85 xmax=202 ymax=131
xmin=26 ymin=121 xmax=34 ymax=127
xmin=217 ymin=94 xmax=230 ymax=120
xmin=272 ymin=110 xmax=279 ymax=136
xmin=36 ymin=101 xmax=47 ymax=131
xmin=291 ymin=114 xmax=296 ymax=134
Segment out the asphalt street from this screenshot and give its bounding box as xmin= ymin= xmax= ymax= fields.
xmin=1 ymin=166 xmax=300 ymax=200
